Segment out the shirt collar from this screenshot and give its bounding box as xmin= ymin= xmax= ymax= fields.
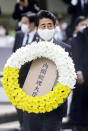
xmin=28 ymin=29 xmax=36 ymax=36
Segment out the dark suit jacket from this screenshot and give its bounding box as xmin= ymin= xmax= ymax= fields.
xmin=18 ymin=38 xmax=71 ymax=120
xmin=71 ymin=27 xmax=88 ymax=81
xmin=14 ymin=32 xmax=71 ymax=120
xmin=14 ymin=31 xmax=72 ymax=130
xmin=12 ymin=4 xmax=26 ymax=21
xmin=13 ymin=31 xmax=39 ymax=52
xmin=70 ymin=28 xmax=88 ymax=125
xmin=53 ymin=38 xmax=71 ymax=55
xmin=12 ymin=1 xmax=39 ymax=21
xmin=67 ymin=0 xmax=88 ymax=38
xmin=68 ymin=0 xmax=88 ymax=18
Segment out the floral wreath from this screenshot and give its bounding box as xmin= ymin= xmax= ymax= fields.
xmin=2 ymin=41 xmax=76 ymax=114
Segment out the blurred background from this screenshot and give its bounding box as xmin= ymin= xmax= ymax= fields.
xmin=0 ymin=0 xmax=70 ymax=31
xmin=1 ymin=0 xmax=88 ymax=131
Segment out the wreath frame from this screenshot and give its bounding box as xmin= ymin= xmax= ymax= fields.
xmin=2 ymin=41 xmax=76 ymax=114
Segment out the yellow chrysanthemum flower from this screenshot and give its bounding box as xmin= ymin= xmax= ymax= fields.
xmin=2 ymin=67 xmax=71 ymax=113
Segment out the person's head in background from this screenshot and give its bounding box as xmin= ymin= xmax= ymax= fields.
xmin=83 ymin=17 xmax=88 ymax=26
xmin=55 ymin=15 xmax=68 ymax=31
xmin=73 ymin=16 xmax=87 ymax=37
xmin=0 ymin=25 xmax=7 ymax=37
xmin=36 ymin=10 xmax=56 ymax=41
xmin=21 ymin=14 xmax=36 ymax=34
xmin=55 ymin=18 xmax=61 ymax=31
xmin=54 ymin=17 xmax=64 ymax=41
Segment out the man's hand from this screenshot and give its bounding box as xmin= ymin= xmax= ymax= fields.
xmin=77 ymin=74 xmax=85 ymax=85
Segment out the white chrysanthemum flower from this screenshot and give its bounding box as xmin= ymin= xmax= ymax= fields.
xmin=5 ymin=41 xmax=77 ymax=89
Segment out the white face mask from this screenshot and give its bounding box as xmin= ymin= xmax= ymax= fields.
xmin=61 ymin=23 xmax=68 ymax=30
xmin=55 ymin=26 xmax=61 ymax=33
xmin=37 ymin=28 xmax=55 ymax=41
xmin=21 ymin=24 xmax=29 ymax=33
xmin=79 ymin=25 xmax=86 ymax=32
xmin=0 ymin=28 xmax=6 ymax=36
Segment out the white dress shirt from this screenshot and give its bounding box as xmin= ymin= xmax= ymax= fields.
xmin=22 ymin=30 xmax=36 ymax=46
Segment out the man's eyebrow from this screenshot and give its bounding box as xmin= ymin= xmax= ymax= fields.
xmin=47 ymin=23 xmax=53 ymax=25
xmin=41 ymin=24 xmax=45 ymax=26
xmin=40 ymin=23 xmax=53 ymax=26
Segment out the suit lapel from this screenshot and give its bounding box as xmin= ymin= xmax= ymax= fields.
xmin=20 ymin=32 xmax=25 ymax=47
xmin=32 ymin=33 xmax=40 ymax=42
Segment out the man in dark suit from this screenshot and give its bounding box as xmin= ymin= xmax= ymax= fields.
xmin=20 ymin=10 xmax=71 ymax=131
xmin=68 ymin=0 xmax=88 ymax=17
xmin=13 ymin=14 xmax=39 ymax=131
xmin=12 ymin=0 xmax=40 ymax=21
xmin=13 ymin=14 xmax=38 ymax=52
xmin=69 ymin=27 xmax=88 ymax=131
xmin=67 ymin=0 xmax=88 ymax=38
xmin=67 ymin=16 xmax=86 ymax=45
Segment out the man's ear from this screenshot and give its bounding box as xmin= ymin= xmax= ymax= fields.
xmin=54 ymin=25 xmax=56 ymax=29
xmin=31 ymin=22 xmax=35 ymax=27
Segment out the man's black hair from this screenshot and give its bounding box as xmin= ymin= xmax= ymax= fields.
xmin=28 ymin=14 xmax=36 ymax=24
xmin=36 ymin=10 xmax=56 ymax=26
xmin=74 ymin=16 xmax=86 ymax=27
xmin=21 ymin=14 xmax=36 ymax=25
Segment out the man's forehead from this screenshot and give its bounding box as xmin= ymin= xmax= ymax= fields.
xmin=39 ymin=18 xmax=53 ymax=25
xmin=79 ymin=20 xmax=87 ymax=26
xmin=21 ymin=17 xmax=29 ymax=21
